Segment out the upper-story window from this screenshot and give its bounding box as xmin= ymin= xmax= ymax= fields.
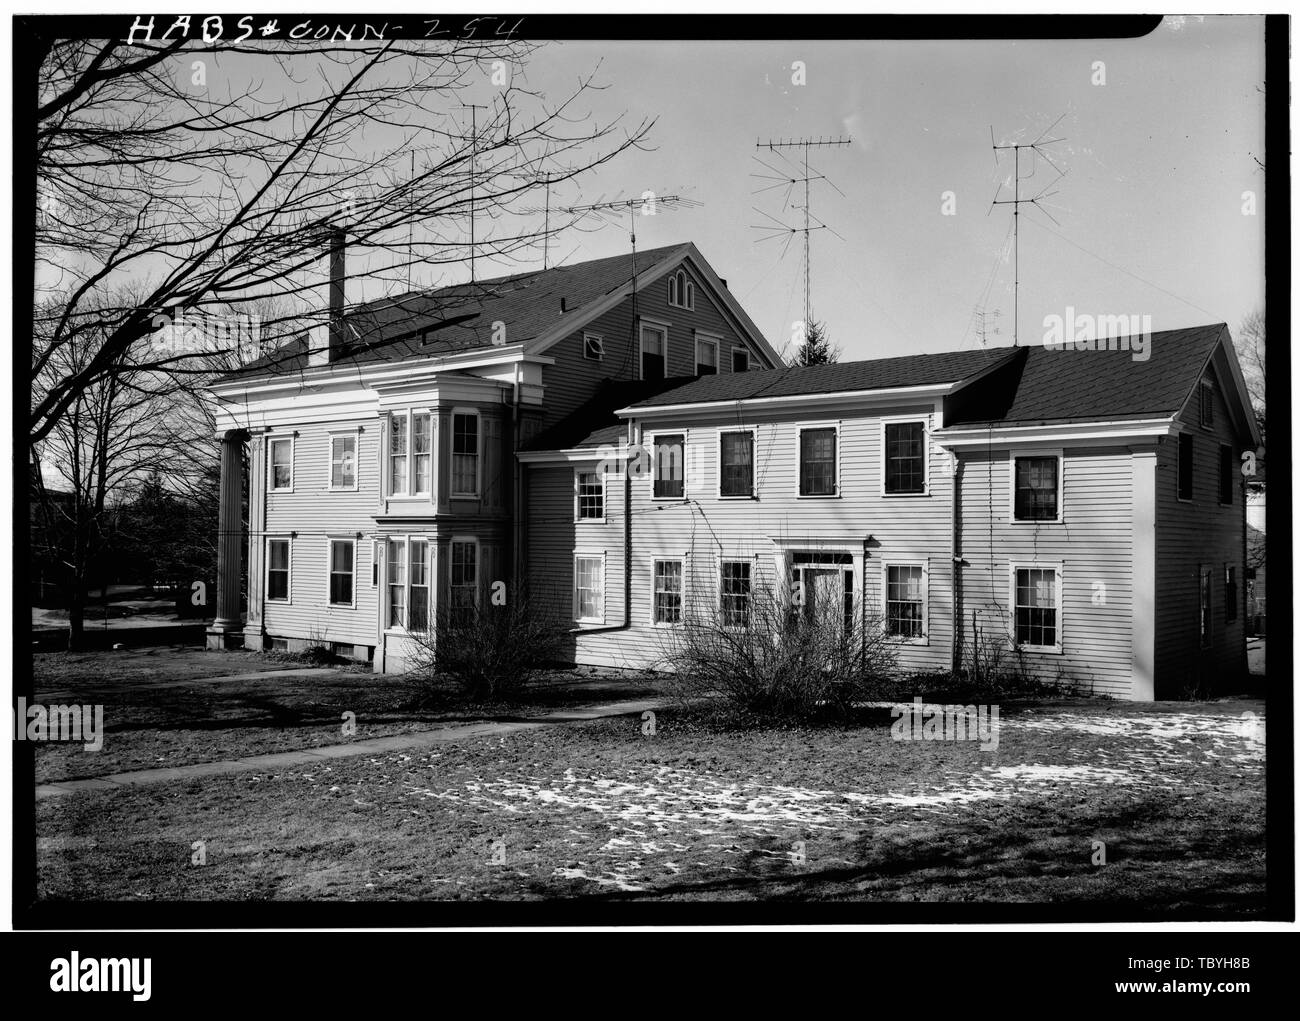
xmin=1178 ymin=432 xmax=1194 ymax=500
xmin=651 ymin=433 xmax=686 ymax=499
xmin=268 ymin=436 xmax=293 ymax=492
xmin=719 ymin=430 xmax=755 ymax=498
xmin=883 ymin=421 xmax=926 ymax=495
xmin=576 ymin=470 xmax=604 ymax=521
xmin=798 ymin=425 xmax=838 ymax=497
xmin=1013 ymin=454 xmax=1061 ymax=522
xmin=583 ymin=333 xmax=604 ymax=361
xmin=1199 ymin=381 xmax=1214 ymax=427
xmin=668 ymin=269 xmax=694 ymax=310
xmin=451 ymin=411 xmax=480 ymax=498
xmin=640 ymin=322 xmax=667 ymax=380
xmin=1219 ymin=444 xmax=1234 ymax=505
xmin=329 ymin=433 xmax=357 ymax=491
xmin=695 ymin=336 xmax=718 ymax=375
xmin=732 ymin=348 xmax=750 ymax=373
xmin=389 ymin=411 xmax=432 ymax=497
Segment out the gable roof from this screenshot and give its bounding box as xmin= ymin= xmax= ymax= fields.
xmin=216 ymin=242 xmax=781 ymax=382
xmin=626 ymin=347 xmax=1018 ymax=408
xmin=521 ymin=377 xmax=696 ymax=453
xmin=942 ymin=323 xmax=1239 ymax=428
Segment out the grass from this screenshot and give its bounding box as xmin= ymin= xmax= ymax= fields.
xmin=29 ymin=649 xmax=665 ymax=783
xmin=34 ymin=693 xmax=1266 ymax=910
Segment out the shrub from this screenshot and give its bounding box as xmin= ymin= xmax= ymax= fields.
xmin=407 ymin=579 xmax=568 ymax=702
xmin=661 ymin=585 xmax=897 ymax=723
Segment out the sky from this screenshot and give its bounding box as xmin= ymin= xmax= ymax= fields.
xmin=478 ymin=15 xmax=1266 ymax=361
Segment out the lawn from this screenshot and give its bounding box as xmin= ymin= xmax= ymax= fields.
xmin=34 ymin=692 xmax=1267 ymax=910
xmin=29 ymin=649 xmax=666 ymax=784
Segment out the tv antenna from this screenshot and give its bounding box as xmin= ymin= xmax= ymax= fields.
xmin=463 ymin=102 xmax=487 ymax=284
xmin=974 ymin=308 xmax=1002 ymax=348
xmin=988 ymin=116 xmax=1068 ymax=346
xmin=751 ymin=136 xmax=851 ymax=337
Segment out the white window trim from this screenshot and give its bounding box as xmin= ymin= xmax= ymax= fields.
xmin=731 ymin=346 xmax=751 ymax=373
xmin=383 ymin=536 xmax=410 ymax=633
xmin=265 ymin=535 xmax=292 ymax=604
xmin=328 ymin=429 xmax=360 ymax=493
xmin=388 ymin=409 xmax=434 ymax=498
xmin=638 ymin=318 xmax=671 ymax=381
xmin=879 ymin=416 xmax=930 ymax=497
xmin=267 ymin=434 xmax=295 ymax=494
xmin=574 ymin=467 xmax=606 ymax=523
xmin=448 ymin=534 xmax=480 ymax=611
xmin=717 ymin=427 xmax=757 ymax=500
xmin=583 ymin=332 xmax=604 ymax=361
xmin=573 ymin=551 xmax=607 ymax=625
xmin=668 ymin=269 xmax=695 ymax=310
xmin=650 ymin=556 xmax=686 ymax=628
xmin=1176 ymin=430 xmax=1194 ymax=504
xmin=449 ymin=407 xmax=482 ymax=499
xmin=1009 ymin=449 xmax=1064 ymax=524
xmin=694 ymin=332 xmax=721 ymax=375
xmin=795 ymin=421 xmax=842 ymax=499
xmin=647 ymin=428 xmax=689 ymax=502
xmin=716 ymin=555 xmax=756 ymax=630
xmin=326 ymin=536 xmax=357 ymax=609
xmin=880 ymin=558 xmax=929 ymax=646
xmin=1009 ymin=561 xmax=1064 ymax=654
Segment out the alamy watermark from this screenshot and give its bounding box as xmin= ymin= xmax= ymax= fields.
xmin=890 ymin=697 xmax=1000 ymax=751
xmin=15 ymin=697 xmax=104 ymax=751
xmin=1042 ymin=307 xmax=1152 ymax=362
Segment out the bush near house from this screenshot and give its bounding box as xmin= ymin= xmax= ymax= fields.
xmin=408 ymin=580 xmax=569 ymax=702
xmin=663 ymin=588 xmax=898 ymax=723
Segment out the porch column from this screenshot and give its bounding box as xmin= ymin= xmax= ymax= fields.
xmin=207 ymin=428 xmax=248 ymax=649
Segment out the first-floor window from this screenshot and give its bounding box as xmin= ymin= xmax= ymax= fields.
xmin=1199 ymin=566 xmax=1212 ymax=647
xmin=1225 ymin=564 xmax=1238 ymax=624
xmin=267 ymin=539 xmax=290 ymax=601
xmin=653 ymin=559 xmax=683 ymax=624
xmin=410 ymin=539 xmax=430 ymax=631
xmin=387 ymin=539 xmax=406 ymax=627
xmin=885 ymin=564 xmax=925 ymax=639
xmin=450 ymin=540 xmax=478 ymax=613
xmin=328 ymin=539 xmax=354 ymax=606
xmin=720 ymin=560 xmax=751 ymax=628
xmin=574 ymin=555 xmax=604 ymax=623
xmin=1014 ymin=567 xmax=1059 ymax=650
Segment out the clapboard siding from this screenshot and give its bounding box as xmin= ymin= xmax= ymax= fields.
xmin=1154 ymin=371 xmax=1247 ymax=696
xmin=260 ymin=415 xmax=381 ymax=648
xmin=526 ymin=402 xmax=960 ymax=673
xmin=541 ymin=261 xmax=775 ymax=428
xmin=956 ymin=445 xmax=1136 ymax=697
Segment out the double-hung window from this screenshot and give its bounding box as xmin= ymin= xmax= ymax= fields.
xmin=576 ymin=471 xmax=604 ymax=521
xmin=652 ymin=433 xmax=686 ymax=499
xmin=574 ymin=555 xmax=605 ymax=623
xmin=330 ymin=433 xmax=357 ymax=491
xmin=387 ymin=539 xmax=407 ymax=628
xmin=720 ymin=560 xmax=751 ymax=628
xmin=885 ymin=563 xmax=925 ymax=640
xmin=1014 ymin=566 xmax=1061 ymax=651
xmin=452 ymin=412 xmax=480 ymax=497
xmin=409 ymin=539 xmax=430 ymax=631
xmin=653 ymin=559 xmax=683 ymax=625
xmin=450 ymin=539 xmax=478 ymax=614
xmin=268 ymin=436 xmax=293 ymax=492
xmin=720 ymin=430 xmax=754 ymax=498
xmin=267 ymin=539 xmax=290 ymax=602
xmin=883 ymin=421 xmax=925 ymax=495
xmin=798 ymin=426 xmax=837 ymax=496
xmin=328 ymin=539 xmax=354 ymax=607
xmin=695 ymin=336 xmax=718 ymax=375
xmin=640 ymin=323 xmax=667 ymax=380
xmin=1013 ymin=455 xmax=1060 ymax=522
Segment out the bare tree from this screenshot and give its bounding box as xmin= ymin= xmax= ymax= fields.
xmin=1236 ymin=309 xmax=1265 ymax=442
xmin=32 ymin=35 xmax=653 ymax=444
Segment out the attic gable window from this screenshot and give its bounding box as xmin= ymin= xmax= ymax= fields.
xmin=583 ymin=333 xmax=604 ymax=361
xmin=668 ymin=270 xmax=694 ymax=310
xmin=695 ymin=336 xmax=718 ymax=375
xmin=732 ymin=348 xmax=750 ymax=373
xmin=1199 ymin=382 xmax=1214 ymax=427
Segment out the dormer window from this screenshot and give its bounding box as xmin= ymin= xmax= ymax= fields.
xmin=668 ymin=270 xmax=694 ymax=311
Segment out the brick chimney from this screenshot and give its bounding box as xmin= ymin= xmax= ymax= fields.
xmin=307 ymin=227 xmax=346 ymax=366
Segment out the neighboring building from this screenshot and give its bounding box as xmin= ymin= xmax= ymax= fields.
xmin=206 ymin=235 xmax=1259 ymax=700
xmin=1246 ymin=461 xmax=1266 ymax=635
xmin=520 ymin=323 xmax=1259 ymax=700
xmin=205 ymin=240 xmax=782 ymax=671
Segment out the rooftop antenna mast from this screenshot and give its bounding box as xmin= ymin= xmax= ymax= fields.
xmin=463 ymin=102 xmax=487 ymax=284
xmin=989 ymin=116 xmax=1068 ymax=346
xmin=752 ymin=135 xmax=851 ymax=337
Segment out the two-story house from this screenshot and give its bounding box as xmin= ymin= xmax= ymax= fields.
xmin=205 ymin=239 xmax=782 ymax=672
xmin=518 ymin=323 xmax=1259 ymax=700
